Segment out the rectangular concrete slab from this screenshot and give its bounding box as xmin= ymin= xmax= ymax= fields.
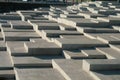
xmin=15 ymin=68 xmax=65 ymax=80
xmin=54 ymin=37 xmax=108 ymax=49
xmin=42 ymin=30 xmax=82 ymax=37
xmin=3 ymin=31 xmax=40 ymax=41
xmin=24 ymin=41 xmax=62 ymax=55
xmin=96 ymin=47 xmax=120 ymax=59
xmin=12 ymin=56 xmax=52 ymax=67
xmin=83 ymin=59 xmax=120 ymax=71
xmin=10 ymin=21 xmax=33 ymax=29
xmin=81 ymin=49 xmax=106 ymax=59
xmin=52 ymin=59 xmax=94 ymax=80
xmin=0 ymin=51 xmax=13 ymax=69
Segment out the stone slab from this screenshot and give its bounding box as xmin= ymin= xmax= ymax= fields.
xmin=83 ymin=59 xmax=120 ymax=71
xmin=3 ymin=31 xmax=40 ymax=41
xmin=10 ymin=21 xmax=33 ymax=29
xmin=24 ymin=41 xmax=62 ymax=55
xmin=42 ymin=30 xmax=81 ymax=37
xmin=15 ymin=68 xmax=65 ymax=80
xmin=81 ymin=49 xmax=106 ymax=59
xmin=54 ymin=37 xmax=108 ymax=49
xmin=34 ymin=23 xmax=60 ymax=30
xmin=6 ymin=42 xmax=27 ymax=56
xmin=52 ymin=59 xmax=94 ymax=80
xmin=12 ymin=56 xmax=52 ymax=67
xmin=96 ymin=47 xmax=120 ymax=59
xmin=0 ymin=51 xmax=13 ymax=69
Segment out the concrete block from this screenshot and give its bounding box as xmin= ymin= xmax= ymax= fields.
xmin=42 ymin=30 xmax=81 ymax=37
xmin=96 ymin=47 xmax=120 ymax=59
xmin=52 ymin=59 xmax=94 ymax=80
xmin=10 ymin=21 xmax=33 ymax=29
xmin=54 ymin=37 xmax=108 ymax=49
xmin=81 ymin=49 xmax=106 ymax=59
xmin=0 ymin=51 xmax=13 ymax=69
xmin=12 ymin=56 xmax=52 ymax=67
xmin=15 ymin=68 xmax=65 ymax=80
xmin=34 ymin=23 xmax=60 ymax=30
xmin=24 ymin=41 xmax=62 ymax=55
xmin=3 ymin=31 xmax=40 ymax=41
xmin=83 ymin=59 xmax=120 ymax=71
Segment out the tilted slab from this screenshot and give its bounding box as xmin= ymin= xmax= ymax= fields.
xmin=28 ymin=20 xmax=56 ymax=23
xmin=58 ymin=18 xmax=108 ymax=27
xmin=110 ymin=44 xmax=120 ymax=52
xmin=24 ymin=41 xmax=62 ymax=55
xmin=89 ymin=70 xmax=120 ymax=80
xmin=42 ymin=30 xmax=81 ymax=37
xmin=1 ymin=27 xmax=35 ymax=32
xmin=0 ymin=41 xmax=6 ymax=51
xmin=77 ymin=27 xmax=119 ymax=33
xmin=60 ymin=14 xmax=84 ymax=18
xmin=6 ymin=41 xmax=27 ymax=56
xmin=60 ymin=35 xmax=84 ymax=39
xmin=84 ymin=33 xmax=120 ymax=39
xmin=3 ymin=31 xmax=40 ymax=41
xmin=63 ymin=50 xmax=87 ymax=59
xmin=15 ymin=68 xmax=65 ymax=80
xmin=97 ymin=16 xmax=120 ymax=25
xmin=0 ymin=70 xmax=15 ymax=79
xmin=0 ymin=14 xmax=21 ymax=20
xmin=81 ymin=49 xmax=106 ymax=59
xmin=10 ymin=21 xmax=33 ymax=29
xmin=59 ymin=24 xmax=76 ymax=31
xmin=0 ymin=51 xmax=13 ymax=69
xmin=112 ymin=26 xmax=120 ymax=31
xmin=54 ymin=38 xmax=108 ymax=49
xmin=78 ymin=12 xmax=105 ymax=18
xmin=97 ymin=35 xmax=120 ymax=44
xmin=83 ymin=59 xmax=120 ymax=71
xmin=12 ymin=56 xmax=52 ymax=67
xmin=52 ymin=59 xmax=94 ymax=80
xmin=34 ymin=23 xmax=60 ymax=30
xmin=96 ymin=47 xmax=120 ymax=59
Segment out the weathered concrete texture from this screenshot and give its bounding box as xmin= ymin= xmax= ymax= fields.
xmin=3 ymin=31 xmax=40 ymax=41
xmin=0 ymin=51 xmax=13 ymax=69
xmin=10 ymin=21 xmax=33 ymax=29
xmin=24 ymin=41 xmax=62 ymax=55
xmin=54 ymin=37 xmax=108 ymax=49
xmin=12 ymin=56 xmax=52 ymax=67
xmin=0 ymin=1 xmax=120 ymax=80
xmin=15 ymin=68 xmax=65 ymax=80
xmin=52 ymin=59 xmax=94 ymax=80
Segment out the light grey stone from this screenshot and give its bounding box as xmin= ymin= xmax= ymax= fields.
xmin=54 ymin=37 xmax=108 ymax=49
xmin=52 ymin=59 xmax=94 ymax=80
xmin=10 ymin=21 xmax=33 ymax=29
xmin=15 ymin=68 xmax=65 ymax=80
xmin=24 ymin=41 xmax=62 ymax=55
xmin=83 ymin=59 xmax=120 ymax=71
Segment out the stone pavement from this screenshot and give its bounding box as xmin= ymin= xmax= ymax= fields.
xmin=0 ymin=1 xmax=120 ymax=80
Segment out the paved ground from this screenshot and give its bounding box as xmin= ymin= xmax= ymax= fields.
xmin=0 ymin=1 xmax=120 ymax=80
